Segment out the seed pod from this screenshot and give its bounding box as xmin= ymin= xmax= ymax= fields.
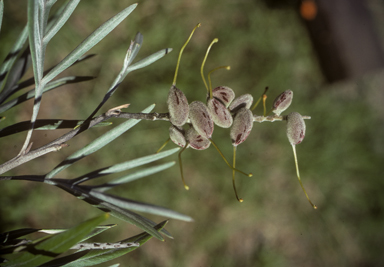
xmin=186 ymin=126 xmax=211 ymax=150
xmin=169 ymin=125 xmax=187 ymax=147
xmin=272 ymin=90 xmax=293 ymax=116
xmin=286 ymin=112 xmax=306 ymax=145
xmin=229 ymin=94 xmax=253 ymax=114
xmin=167 ymin=85 xmax=190 ymax=126
xmin=189 ymin=101 xmax=214 ymax=139
xmin=211 ymin=86 xmax=235 ymax=107
xmin=230 ymin=107 xmax=254 ymax=146
xmin=207 ymin=98 xmax=233 ymax=128
xmin=286 ymin=112 xmax=316 ymax=209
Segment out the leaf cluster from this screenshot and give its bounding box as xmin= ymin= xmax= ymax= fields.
xmin=0 ymin=1 xmax=190 ymax=265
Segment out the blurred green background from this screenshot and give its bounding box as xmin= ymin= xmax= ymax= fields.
xmin=1 ymin=1 xmax=384 ymax=266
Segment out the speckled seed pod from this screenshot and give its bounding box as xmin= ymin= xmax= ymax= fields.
xmin=169 ymin=125 xmax=187 ymax=148
xmin=272 ymin=90 xmax=293 ymax=116
xmin=189 ymin=101 xmax=214 ymax=139
xmin=167 ymin=85 xmax=190 ymax=126
xmin=230 ymin=107 xmax=254 ymax=146
xmin=228 ymin=94 xmax=253 ymax=114
xmin=286 ymin=112 xmax=306 ymax=145
xmin=207 ymin=98 xmax=233 ymax=128
xmin=185 ymin=126 xmax=211 ymax=150
xmin=210 ymin=86 xmax=235 ymax=108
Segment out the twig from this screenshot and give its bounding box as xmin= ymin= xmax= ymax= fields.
xmin=71 ymin=241 xmax=139 ymax=250
xmin=0 ymin=110 xmax=310 ymax=175
xmin=253 ymin=114 xmax=311 ymax=122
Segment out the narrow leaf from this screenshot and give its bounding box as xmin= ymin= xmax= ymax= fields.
xmin=125 ymin=32 xmax=143 ymax=67
xmin=38 ymin=224 xmax=116 ymax=242
xmin=40 ymin=221 xmax=168 ymax=267
xmin=98 ymin=202 xmax=164 ymax=241
xmin=19 ymin=0 xmax=47 ymax=155
xmin=46 ymin=0 xmax=58 ymax=8
xmin=90 ymin=190 xmax=193 ymax=221
xmin=0 ymin=119 xmax=110 ymax=138
xmin=43 ymin=0 xmax=81 ymax=47
xmin=0 ymin=76 xmax=94 ymax=113
xmin=0 ymin=228 xmax=39 ymax=245
xmin=42 ymin=4 xmax=137 ymax=84
xmin=79 ymin=224 xmax=117 ymax=243
xmin=11 ymin=54 xmax=96 ymax=95
xmin=0 ymin=0 xmax=3 ymax=33
xmin=45 ymin=104 xmax=154 ymax=179
xmin=0 ymin=47 xmax=31 ymax=103
xmin=86 ymin=32 xmax=143 ymax=120
xmin=126 ymin=48 xmax=172 ymax=73
xmin=49 ymin=179 xmax=172 ymax=240
xmin=74 ymin=148 xmax=179 ymax=184
xmin=0 ymin=25 xmax=28 ymax=100
xmin=28 ymin=0 xmax=44 ymax=83
xmin=1 ymin=214 xmax=109 ymax=267
xmin=95 ymin=161 xmax=175 ymax=192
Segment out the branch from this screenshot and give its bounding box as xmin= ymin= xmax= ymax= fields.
xmin=70 ymin=241 xmax=139 ymax=250
xmin=253 ymin=114 xmax=311 ymax=122
xmin=0 ymin=108 xmax=311 ymax=175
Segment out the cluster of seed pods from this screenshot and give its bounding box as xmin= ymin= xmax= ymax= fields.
xmin=161 ymin=24 xmax=252 ymax=192
xmin=161 ymin=24 xmax=316 ymax=209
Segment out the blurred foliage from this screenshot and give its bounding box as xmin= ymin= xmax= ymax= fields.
xmin=1 ymin=0 xmax=384 ymax=266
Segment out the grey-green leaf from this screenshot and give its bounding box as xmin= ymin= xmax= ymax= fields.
xmin=0 ymin=76 xmax=94 ymax=113
xmin=127 ymin=48 xmax=172 ymax=73
xmin=85 ymin=32 xmax=143 ymax=120
xmin=42 ymin=3 xmax=137 ymax=84
xmin=0 ymin=119 xmax=110 ymax=138
xmin=72 ymin=148 xmax=178 ymax=185
xmin=0 ymin=0 xmax=3 ymax=33
xmin=0 ymin=26 xmax=28 ymax=101
xmin=43 ymin=0 xmax=81 ymax=47
xmin=45 ymin=104 xmax=155 ymax=179
xmin=90 ymin=190 xmax=193 ymax=221
xmin=28 ymin=0 xmax=44 ymax=83
xmin=98 ymin=202 xmax=164 ymax=241
xmin=1 ymin=214 xmax=108 ymax=267
xmin=95 ymin=162 xmax=176 ymax=192
xmin=41 ymin=221 xmax=168 ymax=267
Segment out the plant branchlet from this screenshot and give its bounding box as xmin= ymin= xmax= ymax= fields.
xmin=161 ymin=25 xmax=315 ymax=206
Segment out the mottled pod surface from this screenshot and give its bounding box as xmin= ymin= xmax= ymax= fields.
xmin=286 ymin=112 xmax=306 ymax=145
xmin=272 ymin=90 xmax=293 ymax=116
xmin=169 ymin=125 xmax=187 ymax=148
xmin=207 ymin=98 xmax=233 ymax=128
xmin=229 ymin=94 xmax=253 ymax=114
xmin=167 ymin=85 xmax=190 ymax=126
xmin=211 ymin=86 xmax=235 ymax=107
xmin=189 ymin=101 xmax=214 ymax=139
xmin=230 ymin=107 xmax=254 ymax=146
xmin=186 ymin=126 xmax=211 ymax=150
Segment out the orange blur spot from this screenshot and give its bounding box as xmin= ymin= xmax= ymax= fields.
xmin=300 ymin=0 xmax=317 ymax=21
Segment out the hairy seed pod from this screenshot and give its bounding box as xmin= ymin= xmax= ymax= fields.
xmin=229 ymin=94 xmax=253 ymax=114
xmin=230 ymin=107 xmax=254 ymax=146
xmin=210 ymin=86 xmax=235 ymax=107
xmin=167 ymin=85 xmax=189 ymax=126
xmin=207 ymin=98 xmax=233 ymax=128
xmin=272 ymin=90 xmax=293 ymax=116
xmin=186 ymin=126 xmax=211 ymax=150
xmin=286 ymin=112 xmax=306 ymax=145
xmin=189 ymin=101 xmax=214 ymax=139
xmin=169 ymin=125 xmax=187 ymax=147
